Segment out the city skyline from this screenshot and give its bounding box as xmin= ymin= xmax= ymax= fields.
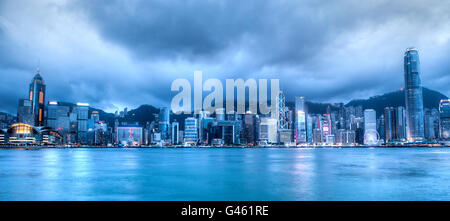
xmin=1 ymin=0 xmax=450 ymax=114
xmin=1 ymin=46 xmax=449 ymax=147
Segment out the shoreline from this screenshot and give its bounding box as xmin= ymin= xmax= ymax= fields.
xmin=0 ymin=145 xmax=449 ymax=149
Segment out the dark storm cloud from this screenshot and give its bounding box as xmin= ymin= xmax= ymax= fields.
xmin=0 ymin=0 xmax=449 ymax=114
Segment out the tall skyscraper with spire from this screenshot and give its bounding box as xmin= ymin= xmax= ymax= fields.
xmin=404 ymin=47 xmax=425 ymax=142
xmin=29 ymin=68 xmax=46 ymax=126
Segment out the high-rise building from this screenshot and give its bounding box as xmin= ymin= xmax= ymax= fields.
xmin=424 ymin=109 xmax=436 ymax=140
xmin=159 ymin=107 xmax=170 ymax=140
xmin=378 ymin=114 xmax=385 ymax=141
xmin=74 ymin=102 xmax=89 ymax=144
xmin=197 ymin=110 xmax=210 ymax=143
xmin=312 ymin=128 xmax=322 ymax=145
xmin=259 ymin=117 xmax=277 ymax=144
xmin=364 ymin=109 xmax=379 ymax=145
xmin=404 ymin=47 xmax=425 ymax=142
xmin=276 ymin=91 xmax=288 ymax=130
xmin=211 ymin=120 xmax=241 ymax=145
xmin=336 ymin=129 xmax=355 ymax=145
xmin=116 ymin=125 xmax=142 ymax=146
xmin=91 ymin=111 xmax=100 ymax=123
xmin=215 ymin=108 xmax=225 ymax=122
xmin=295 ymin=96 xmax=307 ymax=144
xmin=439 ymin=99 xmax=450 ymax=140
xmin=171 ymin=121 xmax=180 ymax=144
xmin=46 ymin=101 xmax=71 ymax=142
xmin=384 ymin=107 xmax=396 ymax=143
xmin=17 ymin=99 xmax=34 ymax=125
xmin=384 ymin=106 xmax=407 ymax=143
xmin=184 ymin=117 xmax=198 ymax=144
xmin=29 ymin=69 xmax=46 ymax=126
xmin=319 ymin=114 xmax=332 ymax=143
xmin=396 ymin=106 xmax=407 ymax=141
xmin=244 ymin=112 xmax=257 ymax=145
xmin=306 ymin=115 xmax=314 ymax=143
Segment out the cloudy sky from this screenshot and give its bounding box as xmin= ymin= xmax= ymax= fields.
xmin=0 ymin=0 xmax=449 ymax=114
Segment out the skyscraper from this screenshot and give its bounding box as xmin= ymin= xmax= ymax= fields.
xmin=74 ymin=103 xmax=89 ymax=144
xmin=295 ymin=96 xmax=306 ymax=144
xmin=424 ymin=109 xmax=436 ymax=140
xmin=364 ymin=109 xmax=378 ymax=145
xmin=384 ymin=107 xmax=395 ymax=143
xmin=159 ymin=107 xmax=170 ymax=140
xmin=47 ymin=101 xmax=71 ymax=139
xmin=259 ymin=117 xmax=277 ymax=144
xmin=404 ymin=47 xmax=425 ymax=142
xmin=244 ymin=112 xmax=257 ymax=145
xmin=439 ymin=99 xmax=450 ymax=140
xmin=17 ymin=99 xmax=34 ymax=125
xmin=276 ymin=90 xmax=288 ymax=130
xmin=171 ymin=121 xmax=180 ymax=144
xmin=29 ymin=69 xmax=46 ymax=126
xmin=184 ymin=117 xmax=198 ymax=144
xmin=319 ymin=114 xmax=332 ymax=143
xmin=396 ymin=106 xmax=407 ymax=141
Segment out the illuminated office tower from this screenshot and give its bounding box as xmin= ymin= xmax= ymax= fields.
xmin=319 ymin=114 xmax=332 ymax=143
xmin=116 ymin=125 xmax=142 ymax=146
xmin=47 ymin=101 xmax=70 ymax=134
xmin=159 ymin=107 xmax=170 ymax=140
xmin=404 ymin=47 xmax=425 ymax=142
xmin=295 ymin=96 xmax=307 ymax=144
xmin=439 ymin=99 xmax=450 ymax=140
xmin=29 ymin=69 xmax=46 ymax=126
xmin=364 ymin=109 xmax=379 ymax=145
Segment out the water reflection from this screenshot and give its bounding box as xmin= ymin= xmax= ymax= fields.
xmin=0 ymin=148 xmax=450 ymax=200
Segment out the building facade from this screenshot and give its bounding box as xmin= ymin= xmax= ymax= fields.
xmin=184 ymin=117 xmax=198 ymax=144
xmin=29 ymin=69 xmax=46 ymax=126
xmin=404 ymin=47 xmax=425 ymax=142
xmin=364 ymin=109 xmax=378 ymax=145
xmin=295 ymin=96 xmax=307 ymax=144
xmin=440 ymin=99 xmax=450 ymax=140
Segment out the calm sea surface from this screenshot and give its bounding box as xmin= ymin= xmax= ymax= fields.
xmin=0 ymin=147 xmax=449 ymax=201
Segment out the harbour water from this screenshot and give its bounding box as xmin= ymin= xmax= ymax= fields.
xmin=0 ymin=147 xmax=449 ymax=201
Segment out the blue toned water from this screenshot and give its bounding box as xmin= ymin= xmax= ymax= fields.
xmin=0 ymin=148 xmax=449 ymax=201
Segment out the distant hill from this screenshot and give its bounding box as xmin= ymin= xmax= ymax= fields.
xmin=105 ymin=104 xmax=188 ymax=128
xmin=286 ymin=87 xmax=447 ymax=116
xmin=95 ymin=87 xmax=448 ymax=127
xmin=52 ymin=101 xmax=115 ymax=126
xmin=345 ymin=87 xmax=447 ymax=116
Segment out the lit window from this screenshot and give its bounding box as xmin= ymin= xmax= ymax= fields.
xmin=29 ymin=91 xmax=33 ymax=100
xmin=39 ymin=91 xmax=44 ymax=104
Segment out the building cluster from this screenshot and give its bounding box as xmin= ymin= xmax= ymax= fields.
xmin=1 ymin=47 xmax=450 ymax=147
xmin=0 ymin=70 xmax=112 ymax=146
